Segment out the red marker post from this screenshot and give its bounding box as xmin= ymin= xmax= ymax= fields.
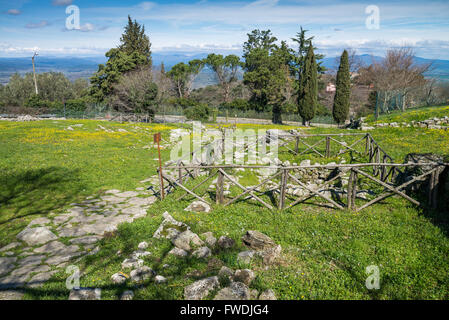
xmin=154 ymin=132 xmax=165 ymax=199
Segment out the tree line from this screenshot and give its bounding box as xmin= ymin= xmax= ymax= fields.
xmin=1 ymin=16 xmax=445 ymax=124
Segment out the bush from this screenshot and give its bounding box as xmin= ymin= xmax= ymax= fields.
xmin=24 ymin=94 xmax=51 ymax=108
xmin=170 ymin=97 xmax=200 ymax=109
xmin=65 ymin=98 xmax=87 ymax=112
xmin=315 ymin=103 xmax=331 ymax=117
xmin=221 ymin=99 xmax=251 ymax=111
xmin=184 ymin=104 xmax=210 ymax=122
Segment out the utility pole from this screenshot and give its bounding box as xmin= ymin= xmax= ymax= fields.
xmin=32 ymin=52 xmax=39 ymax=95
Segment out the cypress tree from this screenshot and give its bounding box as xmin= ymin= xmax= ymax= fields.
xmin=332 ymin=50 xmax=351 ymax=125
xmin=298 ymin=45 xmax=317 ymax=126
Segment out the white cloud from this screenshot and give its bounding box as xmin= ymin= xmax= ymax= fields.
xmin=25 ymin=20 xmax=50 ymax=29
xmin=52 ymin=0 xmax=73 ymax=6
xmin=0 ymin=43 xmax=108 ymax=56
xmin=139 ymin=2 xmax=156 ymax=11
xmin=6 ymin=9 xmax=21 ymax=15
xmin=80 ymin=23 xmax=95 ymax=32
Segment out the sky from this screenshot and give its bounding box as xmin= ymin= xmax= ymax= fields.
xmin=1 ymin=0 xmax=449 ymax=59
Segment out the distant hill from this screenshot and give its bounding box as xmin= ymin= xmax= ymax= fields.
xmin=0 ymin=53 xmax=447 ymax=87
xmin=321 ymin=54 xmax=449 ymax=81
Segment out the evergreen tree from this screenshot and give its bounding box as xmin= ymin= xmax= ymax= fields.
xmin=90 ymin=16 xmax=152 ymax=102
xmin=298 ymin=45 xmax=317 ymax=125
xmin=119 ymin=15 xmax=152 ymax=66
xmin=292 ymin=26 xmax=326 ymax=82
xmin=332 ymin=50 xmax=351 ymax=125
xmin=243 ymin=30 xmax=295 ymax=123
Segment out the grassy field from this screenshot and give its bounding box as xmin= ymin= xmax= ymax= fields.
xmin=365 ymin=104 xmax=449 ymax=124
xmin=0 ymin=116 xmax=448 ymax=300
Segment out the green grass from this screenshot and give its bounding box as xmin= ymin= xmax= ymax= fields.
xmin=1 ymin=118 xmax=448 ymax=300
xmin=365 ymin=104 xmax=449 ymax=124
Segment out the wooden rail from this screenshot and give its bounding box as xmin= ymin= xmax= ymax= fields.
xmin=153 ymin=129 xmax=447 ymax=212
xmin=157 ymin=162 xmax=447 ymax=212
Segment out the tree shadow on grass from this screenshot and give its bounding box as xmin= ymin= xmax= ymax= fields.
xmin=0 ymin=167 xmax=86 ymax=245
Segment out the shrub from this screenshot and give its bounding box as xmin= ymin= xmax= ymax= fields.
xmin=171 ymin=97 xmax=200 ymax=109
xmin=24 ymin=94 xmax=51 ymax=108
xmin=315 ymin=103 xmax=331 ymax=117
xmin=65 ymin=98 xmax=87 ymax=112
xmin=221 ymin=99 xmax=251 ymax=111
xmin=184 ymin=104 xmax=211 ymax=122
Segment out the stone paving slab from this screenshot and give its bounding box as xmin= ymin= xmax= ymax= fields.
xmin=0 ymin=188 xmax=154 ymax=298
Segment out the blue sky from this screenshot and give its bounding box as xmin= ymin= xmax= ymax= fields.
xmin=1 ymin=0 xmax=449 ymax=59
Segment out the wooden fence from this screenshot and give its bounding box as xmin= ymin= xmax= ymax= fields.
xmin=153 ymin=130 xmax=447 ymax=212
xmin=158 ymin=162 xmax=446 ymax=212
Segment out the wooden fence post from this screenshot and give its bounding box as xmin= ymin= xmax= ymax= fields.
xmin=178 ymin=163 xmax=183 ymax=185
xmin=347 ymin=170 xmax=354 ymax=210
xmin=295 ymin=136 xmax=299 ymax=154
xmin=278 ymin=169 xmax=288 ymax=210
xmin=365 ymin=134 xmax=370 ymax=156
xmin=216 ymin=169 xmax=224 ymax=205
xmin=325 ymin=136 xmax=331 ymax=158
xmin=428 ymin=167 xmax=441 ymax=209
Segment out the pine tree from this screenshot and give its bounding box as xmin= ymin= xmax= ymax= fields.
xmin=90 ymin=16 xmax=152 ymax=102
xmin=298 ymin=45 xmax=317 ymax=125
xmin=332 ymin=50 xmax=351 ymax=125
xmin=119 ymin=15 xmax=152 ymax=66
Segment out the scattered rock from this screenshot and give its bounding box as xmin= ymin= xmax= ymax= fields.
xmin=233 ymin=269 xmax=255 ymax=286
xmin=184 ymin=201 xmax=211 ymax=213
xmin=214 ymin=282 xmax=250 ymax=300
xmin=131 ymin=250 xmax=152 ymax=259
xmin=137 ymin=241 xmax=148 ymax=250
xmin=241 ymin=231 xmax=281 ymax=265
xmin=69 ymin=288 xmax=101 ymax=300
xmin=16 ymin=227 xmax=58 ymax=245
xmin=218 ymin=266 xmax=234 ymax=279
xmin=121 ymin=258 xmax=144 ymax=269
xmin=111 ymin=273 xmax=127 ymax=284
xmin=201 ymin=232 xmax=217 ymax=247
xmin=184 ymin=276 xmax=219 ymax=300
xmin=153 ymin=212 xmax=189 ymax=240
xmin=218 ymin=236 xmax=235 ymax=249
xmin=250 ymin=289 xmax=259 ymax=300
xmin=259 ymin=289 xmax=277 ymax=300
xmin=207 ymin=258 xmax=224 ymax=270
xmin=172 ymin=230 xmax=204 ymax=251
xmin=168 ymin=247 xmax=188 ymax=258
xmin=120 ymin=290 xmax=134 ymax=300
xmin=260 ymin=245 xmax=282 ymax=265
xmin=237 ymin=250 xmax=256 ymax=264
xmin=130 ymin=266 xmax=155 ymax=282
xmin=192 ymin=246 xmax=211 ymax=259
xmin=154 ymin=275 xmax=167 ymax=284
xmin=242 ymin=231 xmax=276 ymax=250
